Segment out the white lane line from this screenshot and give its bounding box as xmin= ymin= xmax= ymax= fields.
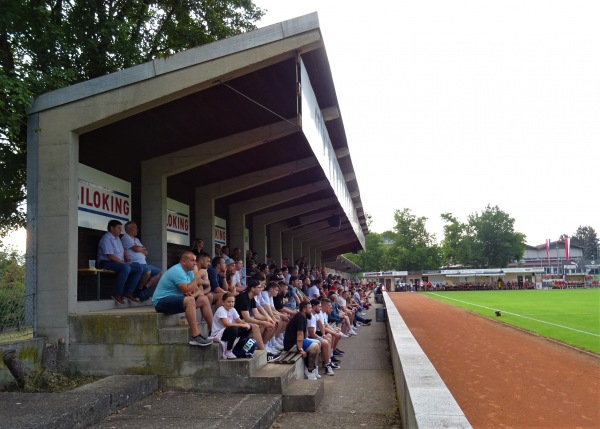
xmin=428 ymin=293 xmax=600 ymax=337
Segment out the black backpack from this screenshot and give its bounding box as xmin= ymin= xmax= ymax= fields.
xmin=232 ymin=337 xmax=257 ymax=358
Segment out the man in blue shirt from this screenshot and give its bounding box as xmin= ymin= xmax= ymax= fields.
xmin=153 ymin=251 xmax=213 ymax=346
xmin=97 ymin=219 xmax=144 ymax=305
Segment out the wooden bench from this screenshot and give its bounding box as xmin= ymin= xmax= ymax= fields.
xmin=269 ymin=350 xmax=303 ymax=364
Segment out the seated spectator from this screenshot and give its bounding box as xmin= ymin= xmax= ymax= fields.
xmin=284 ymin=276 xmax=301 ymax=310
xmin=259 ymin=281 xmax=289 ymax=352
xmin=343 ymin=290 xmax=371 ymax=326
xmin=282 ymin=301 xmax=321 ymax=380
xmin=121 ymin=221 xmax=163 ymax=301
xmin=152 ymin=251 xmax=213 ymax=346
xmin=221 ymin=245 xmax=230 ymax=258
xmin=307 ymin=299 xmax=336 ymax=376
xmin=319 ymin=298 xmax=346 ymax=356
xmin=211 ymin=292 xmax=252 ymax=359
xmin=275 ymin=281 xmax=298 ymax=318
xmin=231 ymin=247 xmax=242 ymax=260
xmin=231 ymin=257 xmax=245 ymax=294
xmin=193 ymin=251 xmax=213 ymax=299
xmin=234 ymin=277 xmax=276 ymax=354
xmin=97 ymin=219 xmax=144 ymax=304
xmin=300 ymin=275 xmax=311 ymax=297
xmin=190 ymin=238 xmax=204 ymax=257
xmin=307 ymin=279 xmax=321 ymax=300
xmin=207 ymin=256 xmax=232 ymax=307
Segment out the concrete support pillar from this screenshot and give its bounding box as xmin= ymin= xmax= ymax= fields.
xmin=282 ymin=233 xmax=294 ymax=267
xmin=269 ymin=223 xmax=287 ymax=266
xmin=310 ymin=247 xmax=317 ymax=267
xmin=31 ymin=127 xmax=80 ymax=342
xmin=301 ymin=242 xmax=311 ymax=263
xmin=141 ymin=165 xmax=168 ymax=269
xmin=252 ymin=221 xmax=268 ymax=265
xmin=195 ymin=194 xmax=216 ymax=258
xmin=293 ymin=237 xmax=303 ymax=263
xmin=315 ymin=249 xmax=322 ymax=267
xmin=229 ymin=207 xmax=246 ymax=258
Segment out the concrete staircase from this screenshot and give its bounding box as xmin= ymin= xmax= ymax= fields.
xmin=68 ymin=307 xmax=323 ymax=413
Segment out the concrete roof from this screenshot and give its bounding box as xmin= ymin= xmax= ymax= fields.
xmin=28 ymin=12 xmax=367 ymax=261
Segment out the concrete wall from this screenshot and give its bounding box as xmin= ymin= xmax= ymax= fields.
xmin=383 ymin=293 xmax=472 ymax=429
xmin=0 ymin=337 xmax=46 ymax=388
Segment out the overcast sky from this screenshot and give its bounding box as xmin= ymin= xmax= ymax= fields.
xmin=3 ymin=1 xmax=599 ymax=252
xmin=254 ymin=0 xmax=599 ymax=246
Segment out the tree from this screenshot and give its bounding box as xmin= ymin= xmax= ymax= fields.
xmin=441 ymin=205 xmax=525 ymax=268
xmin=0 ymin=246 xmax=26 ymax=329
xmin=572 ymin=226 xmax=599 ymax=260
xmin=0 ymin=0 xmax=265 ymax=236
xmin=440 ymin=212 xmax=465 ymax=267
xmin=344 ymin=231 xmax=387 ymax=272
xmin=386 ymin=208 xmax=441 ymax=271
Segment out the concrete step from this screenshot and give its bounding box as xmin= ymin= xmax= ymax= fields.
xmin=68 ymin=311 xmax=322 ymax=413
xmin=218 ymin=349 xmax=268 ymax=377
xmin=157 ymin=323 xmax=209 ymax=344
xmin=282 ymin=378 xmax=324 ymax=412
xmin=1 ymin=375 xmax=158 ymax=429
xmin=70 ymin=310 xmax=208 ymax=346
xmin=182 ymin=359 xmax=294 ymax=394
xmin=92 ymin=391 xmax=282 ymax=429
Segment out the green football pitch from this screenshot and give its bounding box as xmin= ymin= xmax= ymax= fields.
xmin=423 ymin=289 xmax=600 ymax=354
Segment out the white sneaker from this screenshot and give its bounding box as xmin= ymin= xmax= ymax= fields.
xmin=306 ymin=368 xmax=317 ymax=380
xmin=275 ymin=337 xmax=284 ymax=347
xmin=349 ymin=329 xmax=358 ymax=336
xmin=266 ymin=346 xmax=280 ymax=355
xmin=272 ymin=341 xmax=284 ymax=351
xmin=340 ymin=332 xmax=349 ymax=338
xmin=312 ymin=367 xmax=321 ymax=379
xmin=223 ymin=350 xmax=237 ymax=359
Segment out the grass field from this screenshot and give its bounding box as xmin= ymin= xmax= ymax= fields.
xmin=424 ymin=289 xmax=600 ymax=354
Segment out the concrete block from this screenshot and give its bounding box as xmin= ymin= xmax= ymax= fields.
xmin=218 ymin=349 xmax=267 ymax=377
xmin=0 ymin=392 xmax=111 ymax=429
xmin=158 ymin=326 xmax=190 ymax=344
xmin=70 ymin=374 xmax=158 ymax=411
xmin=69 ymin=313 xmax=161 ymax=344
xmin=383 ymin=292 xmax=472 ymax=429
xmin=249 ymin=362 xmax=296 ymax=394
xmin=69 ymin=343 xmax=221 ymax=377
xmin=282 ymin=378 xmax=324 ymax=412
xmin=0 ymin=338 xmax=45 ymax=388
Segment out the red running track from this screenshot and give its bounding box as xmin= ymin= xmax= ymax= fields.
xmin=389 ymin=293 xmax=600 ymax=429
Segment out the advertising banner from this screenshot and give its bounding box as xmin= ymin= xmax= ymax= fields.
xmin=78 ymin=164 xmax=131 ymax=231
xmin=214 ymin=216 xmax=227 ymax=246
xmin=167 ymin=198 xmax=190 ymax=246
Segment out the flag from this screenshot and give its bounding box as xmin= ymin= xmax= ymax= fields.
xmin=546 ymin=239 xmax=551 ymax=262
xmin=564 ymin=237 xmax=570 ymax=261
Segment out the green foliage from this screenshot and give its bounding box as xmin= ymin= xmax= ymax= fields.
xmin=346 ymin=209 xmax=442 ymax=271
xmin=0 ymin=0 xmax=265 ymax=235
xmin=386 ymin=209 xmax=441 ymax=271
xmin=345 ymin=231 xmax=386 ymax=272
xmin=572 ymin=226 xmax=599 ymax=260
xmin=0 ymin=247 xmax=26 ymax=328
xmin=441 ymin=205 xmax=525 ymax=268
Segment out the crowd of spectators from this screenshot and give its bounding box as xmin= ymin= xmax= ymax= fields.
xmin=97 ymin=222 xmax=376 ymax=378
